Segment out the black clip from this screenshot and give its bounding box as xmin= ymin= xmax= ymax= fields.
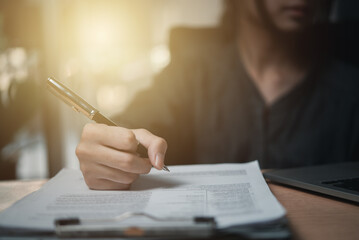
xmin=55 ymin=212 xmax=216 ymax=238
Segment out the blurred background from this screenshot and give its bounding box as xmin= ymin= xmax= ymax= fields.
xmin=0 ymin=0 xmax=223 ymax=179
xmin=0 ymin=0 xmax=358 ymax=180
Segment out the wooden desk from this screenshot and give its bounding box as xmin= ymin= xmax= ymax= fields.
xmin=0 ymin=179 xmax=46 ymax=212
xmin=268 ymin=182 xmax=359 ymax=240
xmin=0 ymin=180 xmax=358 ymax=240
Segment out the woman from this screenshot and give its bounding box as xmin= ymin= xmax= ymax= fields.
xmin=76 ymin=0 xmax=359 ymax=190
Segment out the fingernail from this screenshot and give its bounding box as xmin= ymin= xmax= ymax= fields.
xmin=155 ymin=153 xmax=164 ymax=169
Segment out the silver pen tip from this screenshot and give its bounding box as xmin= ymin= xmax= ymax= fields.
xmin=162 ymin=165 xmax=170 ymax=172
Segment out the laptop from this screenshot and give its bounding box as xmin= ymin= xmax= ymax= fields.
xmin=263 ymin=161 xmax=359 ymax=203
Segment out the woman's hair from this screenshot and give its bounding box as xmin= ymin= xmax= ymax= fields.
xmin=220 ymin=0 xmax=236 ymax=41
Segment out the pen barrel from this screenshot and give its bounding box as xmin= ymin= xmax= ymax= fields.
xmin=92 ymin=112 xmax=118 ymax=126
xmin=47 ymin=77 xmax=98 ymax=119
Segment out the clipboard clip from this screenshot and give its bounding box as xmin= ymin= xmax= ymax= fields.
xmin=55 ymin=211 xmax=216 ymax=238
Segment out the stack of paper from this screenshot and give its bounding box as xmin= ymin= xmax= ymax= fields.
xmin=0 ymin=161 xmax=286 ymax=235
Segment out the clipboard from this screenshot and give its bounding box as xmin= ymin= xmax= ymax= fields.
xmin=55 ymin=211 xmax=217 ymax=238
xmin=54 ymin=212 xmax=291 ymax=239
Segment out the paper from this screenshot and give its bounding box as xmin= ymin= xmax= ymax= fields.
xmin=0 ymin=161 xmax=285 ymax=231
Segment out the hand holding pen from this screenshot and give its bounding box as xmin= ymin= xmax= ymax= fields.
xmin=47 ymin=77 xmax=169 ymax=190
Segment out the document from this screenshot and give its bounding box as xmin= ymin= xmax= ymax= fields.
xmin=0 ymin=161 xmax=285 ymax=231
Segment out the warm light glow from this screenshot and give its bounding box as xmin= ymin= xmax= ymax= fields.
xmin=96 ymin=84 xmax=128 ymax=115
xmin=8 ymin=48 xmax=26 ymax=69
xmin=77 ymin=15 xmax=121 ymax=73
xmin=80 ymin=18 xmax=116 ymax=50
xmin=0 ymin=48 xmax=29 ymax=106
xmin=121 ymin=57 xmax=151 ymax=82
xmin=64 ymin=58 xmax=79 ymax=78
xmin=150 ymin=44 xmax=170 ymax=73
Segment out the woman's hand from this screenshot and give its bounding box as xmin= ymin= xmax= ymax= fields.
xmin=76 ymin=123 xmax=167 ymax=190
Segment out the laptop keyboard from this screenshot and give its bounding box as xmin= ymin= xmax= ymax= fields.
xmin=322 ymin=178 xmax=359 ymax=193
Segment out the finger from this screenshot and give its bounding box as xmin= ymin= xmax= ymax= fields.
xmin=132 ymin=129 xmax=167 ymax=170
xmin=81 ymin=163 xmax=139 ymax=186
xmin=84 ymin=177 xmax=131 ymax=190
xmin=83 ymin=123 xmax=138 ymax=152
xmin=94 ymin=144 xmax=152 ymax=174
xmin=76 ymin=142 xmax=152 ymax=174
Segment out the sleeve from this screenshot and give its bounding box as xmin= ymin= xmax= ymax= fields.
xmin=113 ymin=51 xmax=199 ymax=165
xmin=349 ymin=102 xmax=359 ymax=162
xmin=112 ymin=27 xmax=218 ymax=165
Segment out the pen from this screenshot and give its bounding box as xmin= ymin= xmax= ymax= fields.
xmin=46 ymin=77 xmax=170 ymax=172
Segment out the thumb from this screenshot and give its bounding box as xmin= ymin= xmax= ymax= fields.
xmin=132 ymin=129 xmax=167 ymax=170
